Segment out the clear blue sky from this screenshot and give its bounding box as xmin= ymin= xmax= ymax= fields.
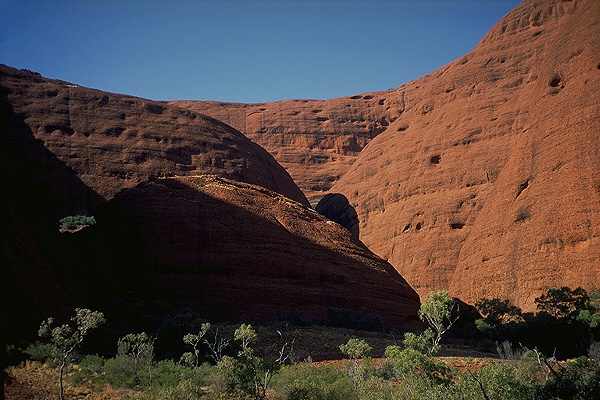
xmin=1 ymin=0 xmax=521 ymax=103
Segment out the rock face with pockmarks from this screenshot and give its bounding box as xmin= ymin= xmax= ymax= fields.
xmin=1 ymin=65 xmax=419 ymax=334
xmin=171 ymin=93 xmax=397 ymax=200
xmin=330 ymin=0 xmax=600 ymax=310
xmin=1 ymin=64 xmax=308 ymax=217
xmin=175 ymin=0 xmax=600 ymax=311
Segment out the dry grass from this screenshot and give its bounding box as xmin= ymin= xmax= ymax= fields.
xmin=5 ymin=360 xmax=145 ymax=400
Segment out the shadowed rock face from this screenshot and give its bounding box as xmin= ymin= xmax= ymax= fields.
xmin=172 ymin=93 xmax=397 ymax=200
xmin=330 ymin=0 xmax=600 ymax=310
xmin=1 ymin=66 xmax=419 ymax=333
xmin=1 ymin=64 xmax=308 ymax=213
xmin=316 ymin=193 xmax=360 ymax=237
xmin=74 ymin=175 xmax=419 ymax=328
xmin=1 ymin=196 xmax=77 ymax=343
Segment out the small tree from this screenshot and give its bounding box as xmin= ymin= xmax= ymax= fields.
xmin=339 ymin=338 xmax=372 ymax=388
xmin=339 ymin=338 xmax=372 ymax=360
xmin=38 ymin=308 xmax=105 ymax=400
xmin=182 ymin=322 xmax=211 ymax=370
xmin=418 ymin=290 xmax=459 ymax=354
xmin=234 ymin=323 xmax=257 ymax=351
xmin=117 ymin=332 xmax=154 ymax=377
xmin=204 ymin=326 xmax=230 ymax=363
xmin=220 ymin=324 xmax=291 ymax=400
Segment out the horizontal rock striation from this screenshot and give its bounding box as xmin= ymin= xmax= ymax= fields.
xmin=1 ymin=64 xmax=308 ymax=217
xmin=172 ymin=92 xmax=399 ymax=200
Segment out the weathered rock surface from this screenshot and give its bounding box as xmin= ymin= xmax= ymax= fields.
xmin=76 ymin=175 xmax=419 ymax=327
xmin=2 ymin=65 xmax=306 ymax=336
xmin=171 ymin=93 xmax=397 ymax=200
xmin=1 ymin=64 xmax=308 ymax=216
xmin=330 ymin=0 xmax=600 ymax=310
xmin=1 ymin=66 xmax=420 ymax=333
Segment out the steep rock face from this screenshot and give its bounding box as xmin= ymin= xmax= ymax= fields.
xmin=172 ymin=93 xmax=398 ymax=200
xmin=331 ymin=0 xmax=600 ymax=310
xmin=1 ymin=65 xmax=308 ymax=216
xmin=77 ymin=175 xmax=419 ymax=327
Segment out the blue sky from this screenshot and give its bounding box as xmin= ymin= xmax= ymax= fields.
xmin=1 ymin=0 xmax=521 ymax=103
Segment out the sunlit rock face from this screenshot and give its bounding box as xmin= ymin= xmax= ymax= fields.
xmin=171 ymin=92 xmax=397 ymax=201
xmin=330 ymin=0 xmax=600 ymax=310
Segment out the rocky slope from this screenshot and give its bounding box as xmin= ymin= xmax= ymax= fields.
xmin=70 ymin=175 xmax=419 ymax=327
xmin=172 ymin=93 xmax=397 ymax=201
xmin=330 ymin=0 xmax=600 ymax=310
xmin=1 ymin=64 xmax=308 ymax=216
xmin=1 ymin=65 xmax=419 ymax=335
xmin=174 ymin=0 xmax=599 ymax=311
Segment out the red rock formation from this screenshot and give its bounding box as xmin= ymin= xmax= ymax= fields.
xmin=1 ymin=65 xmax=308 ymax=214
xmin=171 ymin=93 xmax=398 ymax=201
xmin=80 ymin=175 xmax=419 ymax=327
xmin=1 ymin=66 xmax=419 ymax=333
xmin=330 ymin=0 xmax=600 ymax=310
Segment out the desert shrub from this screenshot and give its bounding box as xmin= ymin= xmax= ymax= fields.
xmin=103 ymin=356 xmax=138 ymax=388
xmin=384 ymin=345 xmax=452 ymax=385
xmin=537 ymin=356 xmax=600 ymax=400
xmin=71 ymin=354 xmax=106 ymax=384
xmin=59 ymin=215 xmax=96 ymax=230
xmin=274 ymin=363 xmax=357 ymax=400
xmin=356 ymin=375 xmax=394 ymax=400
xmin=23 ymin=342 xmax=55 ymax=363
xmin=153 ymin=378 xmax=203 ymax=400
xmin=5 ymin=344 xmax=27 ymax=367
xmin=151 ymin=359 xmax=193 ymax=388
xmin=454 ymin=363 xmax=540 ymax=400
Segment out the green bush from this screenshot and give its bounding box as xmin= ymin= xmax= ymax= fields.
xmin=23 ymin=343 xmax=55 ymax=363
xmin=5 ymin=344 xmax=27 ymax=367
xmin=150 ymin=359 xmax=212 ymax=390
xmin=71 ymin=354 xmax=105 ymax=385
xmin=59 ymin=215 xmax=96 ymax=230
xmin=537 ymin=356 xmax=600 ymax=400
xmin=454 ymin=363 xmax=539 ymax=400
xmin=154 ymin=379 xmax=203 ymax=400
xmin=385 ymin=345 xmax=452 ymax=385
xmin=274 ymin=363 xmax=357 ymax=400
xmin=103 ymin=356 xmax=139 ymax=388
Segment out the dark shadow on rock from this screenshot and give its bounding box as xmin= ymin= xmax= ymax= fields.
xmin=1 ymin=86 xmax=105 ymax=343
xmin=59 ymin=177 xmax=419 ymax=354
xmin=315 ymin=193 xmax=360 ymax=237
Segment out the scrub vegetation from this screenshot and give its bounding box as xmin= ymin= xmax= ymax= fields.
xmin=5 ymin=287 xmax=599 ymax=400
